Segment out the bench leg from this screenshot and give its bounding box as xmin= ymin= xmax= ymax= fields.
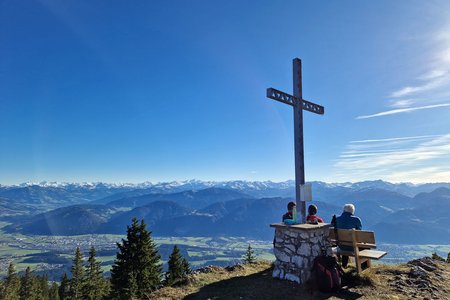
xmin=355 ymin=256 xmax=362 ymax=274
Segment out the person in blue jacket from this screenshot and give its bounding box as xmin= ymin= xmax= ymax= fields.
xmin=335 ymin=204 xmax=362 ymax=230
xmin=335 ymin=203 xmax=362 ymax=267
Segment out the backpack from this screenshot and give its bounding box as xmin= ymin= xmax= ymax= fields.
xmin=312 ymin=255 xmax=343 ymax=293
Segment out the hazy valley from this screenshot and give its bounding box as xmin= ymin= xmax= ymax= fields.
xmin=1 ymin=179 xmax=450 ymax=279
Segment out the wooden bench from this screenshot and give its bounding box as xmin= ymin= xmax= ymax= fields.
xmin=329 ymin=228 xmax=387 ymax=273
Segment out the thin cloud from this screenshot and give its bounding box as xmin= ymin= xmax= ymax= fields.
xmin=332 ymin=134 xmax=450 ymax=183
xmin=388 ymin=26 xmax=450 ymax=100
xmin=390 ymin=73 xmax=449 ymax=98
xmin=389 ymin=99 xmax=414 ymax=108
xmin=356 ymin=103 xmax=450 ymax=119
xmin=391 ymin=85 xmax=429 ymax=98
xmin=386 ymin=166 xmax=450 ymax=183
xmin=418 ymin=69 xmax=447 ymax=80
xmin=350 ymin=135 xmax=442 ymax=143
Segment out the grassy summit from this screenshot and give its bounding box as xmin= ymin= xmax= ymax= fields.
xmin=152 ymin=258 xmax=450 ymax=299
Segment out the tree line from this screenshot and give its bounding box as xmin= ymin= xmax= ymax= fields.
xmin=0 ymin=217 xmax=191 ymax=300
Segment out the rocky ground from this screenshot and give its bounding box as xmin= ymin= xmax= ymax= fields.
xmin=353 ymin=257 xmax=450 ymax=300
xmin=151 ymin=258 xmax=450 ymax=299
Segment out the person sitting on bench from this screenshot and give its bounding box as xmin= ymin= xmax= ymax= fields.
xmin=282 ymin=201 xmax=296 ymax=221
xmin=306 ymin=204 xmax=324 ymax=224
xmin=335 ymin=203 xmax=362 ymax=268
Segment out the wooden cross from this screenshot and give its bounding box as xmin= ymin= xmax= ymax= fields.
xmin=266 ymin=58 xmax=324 ymax=223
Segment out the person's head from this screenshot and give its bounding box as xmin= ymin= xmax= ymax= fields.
xmin=343 ymin=204 xmax=355 ymax=215
xmin=287 ymin=201 xmax=296 ymax=212
xmin=308 ymin=204 xmax=318 ymax=216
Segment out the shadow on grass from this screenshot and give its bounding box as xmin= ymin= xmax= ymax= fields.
xmin=184 ymin=266 xmax=364 ymax=300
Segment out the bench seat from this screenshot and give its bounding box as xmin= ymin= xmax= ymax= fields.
xmin=329 ymin=228 xmax=387 ymax=273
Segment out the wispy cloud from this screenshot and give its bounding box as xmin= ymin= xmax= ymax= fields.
xmin=386 ymin=167 xmax=450 ymax=183
xmin=389 ymin=99 xmax=415 ymax=108
xmin=389 ymin=28 xmax=450 ymax=99
xmin=390 ymin=74 xmax=449 ymax=98
xmin=350 ymin=135 xmax=441 ymax=143
xmin=418 ymin=69 xmax=447 ymax=80
xmin=332 ymin=134 xmax=450 ymax=183
xmin=356 ymin=103 xmax=450 ymax=119
xmin=358 ymin=26 xmax=450 ymax=120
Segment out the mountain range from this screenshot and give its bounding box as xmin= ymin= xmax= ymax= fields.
xmin=1 ymin=180 xmax=450 ymax=244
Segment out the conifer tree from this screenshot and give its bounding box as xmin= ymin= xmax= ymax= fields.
xmin=49 ymin=282 xmax=59 ymax=300
xmin=19 ymin=267 xmax=35 ymax=300
xmin=166 ymin=245 xmax=190 ymax=285
xmin=102 ymin=278 xmax=111 ymax=299
xmin=83 ymin=246 xmax=106 ymax=300
xmin=59 ymin=273 xmax=70 ymax=300
xmin=110 ymin=218 xmax=162 ymax=299
xmin=243 ymin=244 xmax=256 ymax=264
xmin=2 ymin=262 xmax=20 ymax=300
xmin=69 ymin=247 xmax=85 ymax=300
xmin=37 ymin=274 xmax=50 ymax=300
xmin=182 ymin=257 xmax=191 ymax=276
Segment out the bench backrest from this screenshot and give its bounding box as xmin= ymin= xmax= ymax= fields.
xmin=329 ymin=228 xmax=377 ymax=248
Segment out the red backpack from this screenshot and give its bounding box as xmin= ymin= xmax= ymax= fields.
xmin=312 ymin=255 xmax=343 ymax=293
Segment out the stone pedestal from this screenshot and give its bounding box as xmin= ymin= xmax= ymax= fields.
xmin=270 ymin=223 xmax=332 ymax=284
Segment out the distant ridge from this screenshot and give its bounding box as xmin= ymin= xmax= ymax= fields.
xmin=2 ymin=180 xmax=450 ymax=244
xmin=4 ymin=179 xmax=450 ymax=197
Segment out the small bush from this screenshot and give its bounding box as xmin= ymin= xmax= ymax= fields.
xmin=431 ymin=252 xmax=445 ymax=262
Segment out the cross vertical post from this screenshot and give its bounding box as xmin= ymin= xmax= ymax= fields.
xmin=293 ymin=58 xmax=306 ymax=223
xmin=266 ymin=58 xmax=324 ymax=224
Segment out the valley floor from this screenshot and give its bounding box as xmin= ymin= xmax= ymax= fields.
xmin=1 ymin=220 xmax=449 ymax=281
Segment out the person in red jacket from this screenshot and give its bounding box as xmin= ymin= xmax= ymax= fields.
xmin=306 ymin=204 xmax=324 ymax=224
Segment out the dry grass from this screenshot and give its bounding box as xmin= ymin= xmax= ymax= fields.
xmin=151 ymin=258 xmax=450 ymax=300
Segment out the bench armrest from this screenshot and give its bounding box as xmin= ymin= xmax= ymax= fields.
xmin=358 ymin=249 xmax=387 ymax=260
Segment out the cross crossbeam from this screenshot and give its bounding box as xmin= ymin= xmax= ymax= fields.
xmin=266 ymin=88 xmax=324 ymax=114
xmin=265 ymin=58 xmax=325 ymax=223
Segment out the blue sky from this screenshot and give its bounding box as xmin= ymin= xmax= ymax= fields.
xmin=1 ymin=0 xmax=450 ymax=184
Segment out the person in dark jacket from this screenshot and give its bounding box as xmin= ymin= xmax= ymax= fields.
xmin=335 ymin=204 xmax=362 ymax=267
xmin=282 ymin=201 xmax=296 ymax=221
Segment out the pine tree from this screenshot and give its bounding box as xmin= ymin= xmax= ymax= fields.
xmin=0 ymin=281 xmax=4 ymax=299
xmin=49 ymin=282 xmax=59 ymax=300
xmin=110 ymin=218 xmax=162 ymax=299
xmin=83 ymin=246 xmax=106 ymax=300
xmin=37 ymin=274 xmax=50 ymax=300
xmin=101 ymin=278 xmax=111 ymax=299
xmin=19 ymin=267 xmax=35 ymax=300
xmin=69 ymin=247 xmax=85 ymax=300
xmin=243 ymin=244 xmax=256 ymax=264
xmin=2 ymin=262 xmax=20 ymax=300
xmin=182 ymin=257 xmax=191 ymax=276
xmin=59 ymin=273 xmax=70 ymax=300
xmin=166 ymin=245 xmax=190 ymax=285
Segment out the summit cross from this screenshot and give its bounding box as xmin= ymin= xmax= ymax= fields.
xmin=266 ymin=58 xmax=325 ymax=223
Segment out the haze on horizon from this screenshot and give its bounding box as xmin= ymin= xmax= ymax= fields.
xmin=2 ymin=1 xmax=450 ymax=185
